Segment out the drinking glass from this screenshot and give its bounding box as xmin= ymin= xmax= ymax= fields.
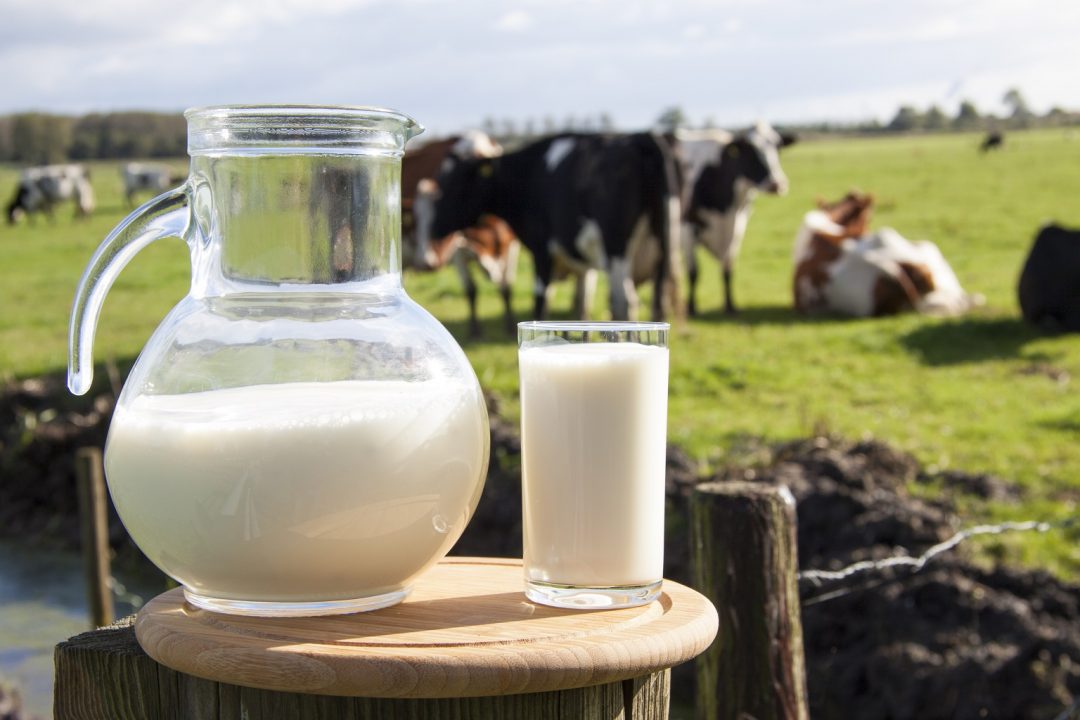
xmin=518 ymin=321 xmax=669 ymax=609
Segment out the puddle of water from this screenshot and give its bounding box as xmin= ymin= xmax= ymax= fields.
xmin=0 ymin=539 xmax=163 ymax=718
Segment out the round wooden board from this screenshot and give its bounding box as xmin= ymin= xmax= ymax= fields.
xmin=135 ymin=557 xmax=718 ymax=698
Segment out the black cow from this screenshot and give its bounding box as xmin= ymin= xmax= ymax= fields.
xmin=980 ymin=132 xmax=1004 ymax=153
xmin=422 ymin=132 xmax=681 ymax=321
xmin=677 ymin=123 xmax=796 ymax=314
xmin=1019 ymin=224 xmax=1080 ymax=331
xmin=6 ymin=164 xmax=95 ymax=224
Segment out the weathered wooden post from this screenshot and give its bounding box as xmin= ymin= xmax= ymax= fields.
xmin=75 ymin=447 xmax=113 ymax=628
xmin=55 ymin=558 xmax=719 ymax=720
xmin=690 ymin=482 xmax=809 ymax=720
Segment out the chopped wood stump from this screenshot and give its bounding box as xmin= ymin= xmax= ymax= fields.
xmin=56 ymin=557 xmax=717 ymax=719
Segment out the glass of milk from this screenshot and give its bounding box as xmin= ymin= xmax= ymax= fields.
xmin=518 ymin=321 xmax=669 ymax=609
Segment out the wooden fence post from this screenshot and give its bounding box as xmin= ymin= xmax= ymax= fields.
xmin=690 ymin=481 xmax=809 ymax=720
xmin=76 ymin=447 xmax=113 ymax=628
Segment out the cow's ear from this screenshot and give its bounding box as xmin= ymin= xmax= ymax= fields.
xmin=479 ymin=162 xmax=494 ymax=178
xmin=726 ymin=144 xmax=741 ymax=158
xmin=779 ymin=132 xmax=798 ymax=148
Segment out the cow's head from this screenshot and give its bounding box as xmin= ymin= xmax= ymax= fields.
xmin=425 ymin=154 xmax=497 ymax=244
xmin=729 ymin=121 xmax=795 ymax=196
xmin=817 ymin=191 xmax=874 ymax=238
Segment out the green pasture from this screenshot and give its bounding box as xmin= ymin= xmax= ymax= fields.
xmin=2 ymin=130 xmax=1079 ymax=575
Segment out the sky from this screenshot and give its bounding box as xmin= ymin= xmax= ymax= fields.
xmin=1 ymin=0 xmax=1078 ymax=135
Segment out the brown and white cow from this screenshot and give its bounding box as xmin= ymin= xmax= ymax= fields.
xmin=793 ymin=192 xmax=982 ymax=317
xmin=405 ymin=132 xmax=521 ymax=337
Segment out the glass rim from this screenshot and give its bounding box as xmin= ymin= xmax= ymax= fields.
xmin=518 ymin=321 xmax=670 ymax=332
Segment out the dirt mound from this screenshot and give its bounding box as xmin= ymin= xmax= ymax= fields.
xmin=710 ymin=436 xmax=1078 ymax=720
xmin=0 ymin=374 xmax=131 ymax=554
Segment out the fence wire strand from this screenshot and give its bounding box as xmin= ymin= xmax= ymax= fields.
xmin=798 ymin=516 xmax=1079 ymax=587
xmin=1052 ymin=696 xmax=1080 ymax=720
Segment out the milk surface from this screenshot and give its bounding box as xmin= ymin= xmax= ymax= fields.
xmin=519 ymin=342 xmax=668 ymax=587
xmin=105 ymin=380 xmax=488 ymax=602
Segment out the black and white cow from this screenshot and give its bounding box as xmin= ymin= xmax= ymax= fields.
xmin=6 ymin=164 xmax=95 ymax=224
xmin=121 ymin=163 xmax=172 ymax=206
xmin=422 ymin=132 xmax=681 ymax=321
xmin=678 ymin=122 xmax=795 ymax=314
xmin=1019 ymin=224 xmax=1080 ymax=331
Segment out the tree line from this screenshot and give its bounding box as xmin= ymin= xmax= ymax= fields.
xmin=0 ymin=112 xmax=185 ymax=165
xmin=1 ymin=89 xmax=1077 ymax=165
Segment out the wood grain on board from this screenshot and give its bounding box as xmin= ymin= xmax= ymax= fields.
xmin=134 ymin=556 xmax=718 ymax=698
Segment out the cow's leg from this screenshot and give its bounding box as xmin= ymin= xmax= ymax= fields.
xmin=500 ymin=284 xmax=516 ymax=335
xmin=573 ymin=269 xmax=598 ymax=320
xmin=532 ymin=250 xmax=554 ymax=320
xmin=453 ymin=252 xmax=481 ymax=338
xmin=723 ymin=260 xmax=737 ymax=314
xmin=684 ymin=228 xmax=699 ymax=317
xmin=501 ymin=241 xmax=520 ymax=335
xmin=609 ymin=258 xmax=638 ymax=321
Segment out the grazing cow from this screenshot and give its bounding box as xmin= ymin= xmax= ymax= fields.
xmin=121 ymin=163 xmax=172 ymax=206
xmin=980 ymin=131 xmax=1004 ymax=153
xmin=793 ymin=192 xmax=982 ymax=317
xmin=6 ymin=164 xmax=94 ymax=224
xmin=422 ymin=132 xmax=682 ymax=322
xmin=406 ymin=133 xmax=522 ymax=337
xmin=1018 ymin=224 xmax=1080 ymax=331
xmin=679 ymin=122 xmax=796 ymax=315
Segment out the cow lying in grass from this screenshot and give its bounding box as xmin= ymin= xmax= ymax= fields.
xmin=793 ymin=192 xmax=982 ymax=317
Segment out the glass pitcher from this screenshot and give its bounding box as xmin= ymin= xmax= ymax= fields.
xmin=68 ymin=106 xmax=490 ymax=616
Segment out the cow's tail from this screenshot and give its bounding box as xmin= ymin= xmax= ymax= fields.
xmin=650 ymin=132 xmax=685 ymax=321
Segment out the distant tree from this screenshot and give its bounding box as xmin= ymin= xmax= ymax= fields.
xmin=11 ymin=113 xmax=72 ymax=164
xmin=0 ymin=116 xmax=13 ymax=161
xmin=954 ymin=100 xmax=981 ymax=129
xmin=523 ymin=118 xmax=536 ymax=137
xmin=542 ymin=115 xmax=557 ymax=134
xmin=701 ymin=115 xmax=718 ymax=129
xmin=924 ymin=105 xmax=948 ymax=131
xmin=656 ymin=106 xmax=688 ymax=133
xmin=1043 ymin=107 xmax=1070 ymax=126
xmin=887 ymin=105 xmax=922 ymax=132
xmin=598 ymin=112 xmax=615 ymax=132
xmin=1003 ymin=88 xmax=1032 ymax=126
xmin=481 ymin=116 xmax=498 ymax=136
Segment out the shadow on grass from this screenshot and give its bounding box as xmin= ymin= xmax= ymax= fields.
xmin=900 ymin=317 xmax=1046 ymax=366
xmin=691 ymin=303 xmax=851 ymax=328
xmin=440 ymin=316 xmax=518 ymax=348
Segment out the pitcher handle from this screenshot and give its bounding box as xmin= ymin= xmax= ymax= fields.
xmin=68 ymin=184 xmax=192 ymax=396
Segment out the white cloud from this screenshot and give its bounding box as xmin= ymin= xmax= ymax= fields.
xmin=494 ymin=10 xmax=533 ymax=32
xmin=0 ymin=0 xmax=1077 ymax=130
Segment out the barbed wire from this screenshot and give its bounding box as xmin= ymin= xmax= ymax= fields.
xmin=798 ymin=516 xmax=1080 ymax=587
xmin=107 ymin=576 xmax=145 ymax=611
xmin=1052 ymin=696 xmax=1080 ymax=720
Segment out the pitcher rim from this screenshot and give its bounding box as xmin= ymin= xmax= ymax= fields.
xmin=185 ymin=104 xmax=417 ymax=125
xmin=184 ymin=104 xmax=423 ymax=155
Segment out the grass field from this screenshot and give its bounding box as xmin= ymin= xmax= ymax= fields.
xmin=2 ymin=130 xmax=1079 ymax=575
